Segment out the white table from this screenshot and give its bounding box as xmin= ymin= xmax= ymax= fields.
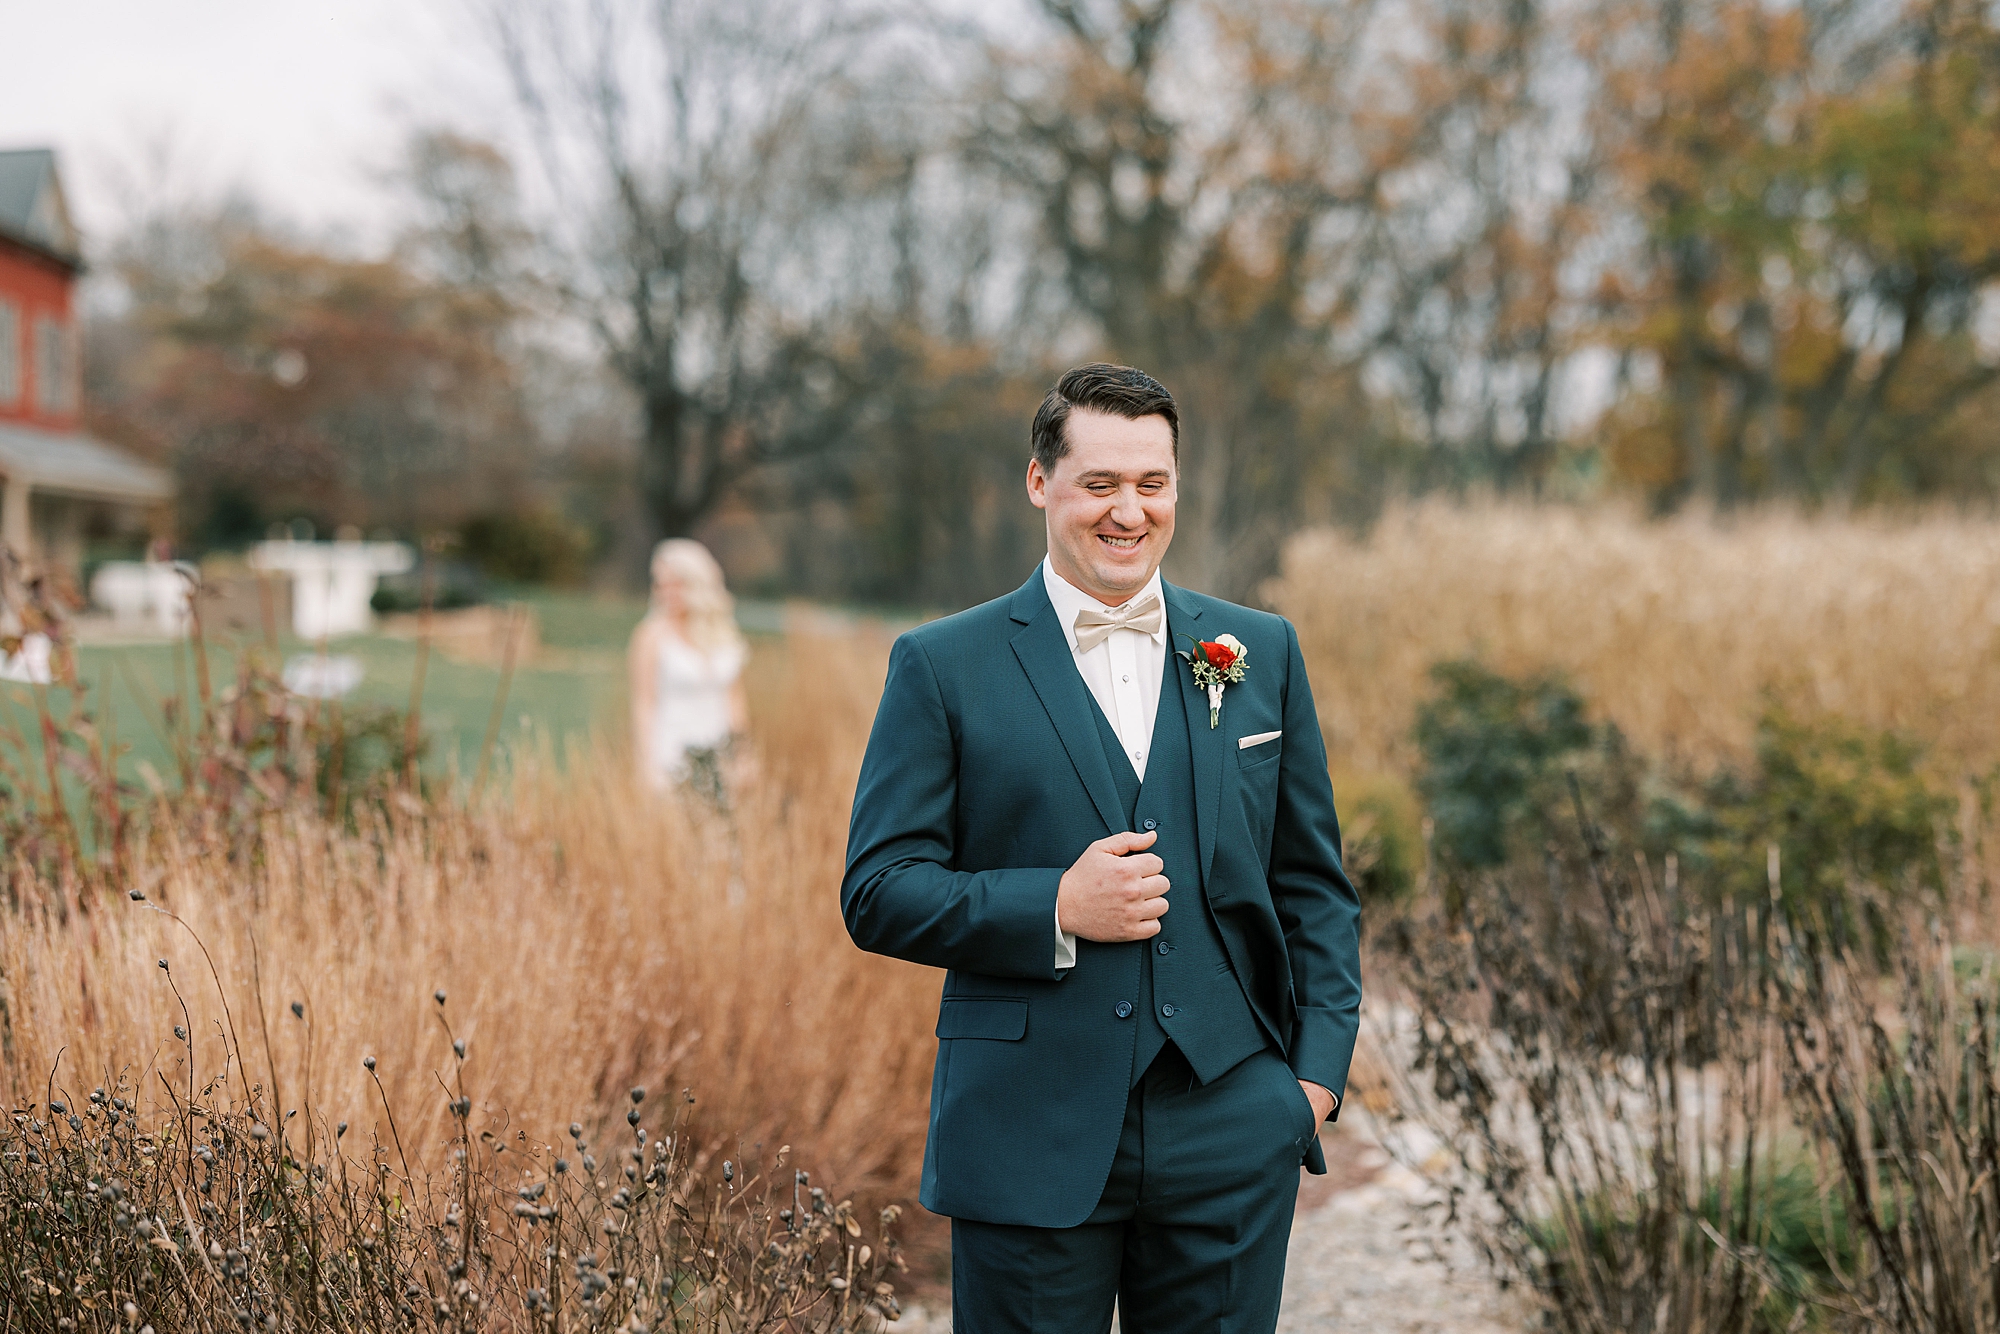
xmin=248 ymin=540 xmax=414 ymax=640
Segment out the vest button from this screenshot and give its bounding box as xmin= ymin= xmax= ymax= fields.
xmin=1114 ymin=1001 xmax=1133 ymax=1019
xmin=1157 ymin=940 xmax=1171 ymax=955
xmin=1142 ymin=818 xmax=1157 ymax=831
xmin=1161 ymin=1003 xmax=1177 ymax=1018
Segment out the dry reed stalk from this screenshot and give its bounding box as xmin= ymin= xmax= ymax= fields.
xmin=1271 ymin=500 xmax=2000 ymax=780
xmin=0 ymin=630 xmax=939 ymax=1216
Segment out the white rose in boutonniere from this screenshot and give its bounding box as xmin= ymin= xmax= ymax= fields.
xmin=1177 ymin=632 xmax=1249 ymax=728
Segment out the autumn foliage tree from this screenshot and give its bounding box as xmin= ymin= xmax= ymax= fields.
xmin=968 ymin=0 xmax=1397 ymax=595
xmin=78 ymin=0 xmax=2000 ymax=593
xmin=970 ymin=0 xmax=2000 ymax=534
xmin=1593 ymin=0 xmax=2000 ymax=505
xmin=89 ymin=137 xmax=542 ymax=546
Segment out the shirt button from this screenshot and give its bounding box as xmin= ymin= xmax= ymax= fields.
xmin=1143 ymin=818 xmax=1157 ymax=831
xmin=1161 ymin=1004 xmax=1177 ymax=1018
xmin=1114 ymin=1001 xmax=1134 ymax=1019
xmin=1133 ymin=751 xmax=1143 ymax=762
xmin=1122 ymin=674 xmax=1130 ymax=682
xmin=1156 ymin=940 xmax=1171 ymax=955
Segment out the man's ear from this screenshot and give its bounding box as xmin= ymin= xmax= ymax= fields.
xmin=1025 ymin=458 xmax=1050 ymax=511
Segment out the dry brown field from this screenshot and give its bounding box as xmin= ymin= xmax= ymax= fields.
xmin=1 ymin=626 xmax=942 ymax=1228
xmin=1273 ymin=500 xmax=2000 ymax=783
xmin=8 ymin=501 xmax=2000 ymax=1259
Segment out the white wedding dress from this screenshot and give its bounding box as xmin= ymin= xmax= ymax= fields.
xmin=645 ymin=632 xmax=746 ymax=789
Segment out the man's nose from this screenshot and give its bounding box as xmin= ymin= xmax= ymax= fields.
xmin=1109 ymin=487 xmax=1145 ymax=528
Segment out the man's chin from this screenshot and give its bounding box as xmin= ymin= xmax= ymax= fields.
xmin=1086 ymin=559 xmax=1155 ymax=598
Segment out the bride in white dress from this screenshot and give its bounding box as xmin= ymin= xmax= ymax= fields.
xmin=628 ymin=539 xmax=749 ymax=794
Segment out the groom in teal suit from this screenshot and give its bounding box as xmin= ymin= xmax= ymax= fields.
xmin=842 ymin=364 xmax=1362 ymax=1332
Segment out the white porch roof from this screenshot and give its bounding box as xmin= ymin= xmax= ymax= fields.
xmin=0 ymin=421 xmax=173 ymax=504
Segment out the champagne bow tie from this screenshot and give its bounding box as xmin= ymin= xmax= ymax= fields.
xmin=1071 ymin=594 xmax=1163 ymax=652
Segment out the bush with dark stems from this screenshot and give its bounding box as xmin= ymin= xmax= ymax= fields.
xmin=1 ymin=963 xmax=904 ymax=1333
xmin=1384 ymin=778 xmax=1797 ymax=1334
xmin=1774 ymin=917 xmax=2000 ymax=1333
xmin=1387 ymin=664 xmax=2000 ymax=1332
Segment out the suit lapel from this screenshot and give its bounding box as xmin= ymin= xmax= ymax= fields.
xmin=1009 ymin=575 xmax=1128 ymax=839
xmin=1164 ymin=582 xmax=1226 ymax=884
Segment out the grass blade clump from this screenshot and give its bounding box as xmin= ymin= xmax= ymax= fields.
xmin=2 ymin=1008 xmax=905 ymax=1332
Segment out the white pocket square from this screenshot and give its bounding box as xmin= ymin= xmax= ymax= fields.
xmin=1238 ymin=730 xmax=1282 ymax=750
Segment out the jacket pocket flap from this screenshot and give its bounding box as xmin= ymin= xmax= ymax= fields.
xmin=936 ymin=997 xmax=1029 ymax=1041
xmin=1236 ymin=736 xmax=1283 ymax=769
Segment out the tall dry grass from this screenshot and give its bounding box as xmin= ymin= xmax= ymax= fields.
xmin=19 ymin=503 xmax=1995 ymax=1189
xmin=15 ymin=500 xmax=2000 ymax=1325
xmin=1272 ymin=501 xmax=2000 ymax=779
xmin=0 ymin=627 xmax=938 ymax=1214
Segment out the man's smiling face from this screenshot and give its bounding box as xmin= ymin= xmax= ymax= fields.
xmin=1027 ymin=407 xmax=1177 ymax=607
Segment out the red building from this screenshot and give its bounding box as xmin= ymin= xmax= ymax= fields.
xmin=0 ymin=148 xmax=170 ymax=577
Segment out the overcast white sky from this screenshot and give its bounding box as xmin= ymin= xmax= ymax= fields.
xmin=0 ymin=0 xmax=511 ymax=250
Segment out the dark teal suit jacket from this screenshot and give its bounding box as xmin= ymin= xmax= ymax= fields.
xmin=842 ymin=571 xmax=1362 ymax=1227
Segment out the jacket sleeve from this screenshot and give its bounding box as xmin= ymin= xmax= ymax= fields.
xmin=1270 ymin=618 xmax=1363 ymax=1112
xmin=842 ymin=633 xmax=1068 ymax=981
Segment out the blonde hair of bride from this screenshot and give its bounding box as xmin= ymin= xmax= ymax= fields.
xmin=649 ymin=539 xmax=745 ymax=654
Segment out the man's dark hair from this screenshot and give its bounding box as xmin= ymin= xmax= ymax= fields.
xmin=1030 ymin=363 xmax=1179 ymax=476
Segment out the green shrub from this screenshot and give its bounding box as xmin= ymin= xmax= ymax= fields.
xmin=313 ymin=701 xmax=427 ymax=808
xmin=1646 ymin=706 xmax=1953 ymax=946
xmin=1737 ymin=706 xmax=1947 ymax=904
xmin=1413 ymin=660 xmax=1953 ymax=934
xmin=1413 ymin=659 xmax=1597 ymax=868
xmin=458 ymin=509 xmax=592 ymax=586
xmin=370 ymin=562 xmax=485 ymax=612
xmin=1334 ymin=770 xmax=1423 ymax=902
xmin=1699 ymin=1158 xmax=1864 ymax=1330
xmin=1529 ymin=1159 xmax=1861 ymax=1334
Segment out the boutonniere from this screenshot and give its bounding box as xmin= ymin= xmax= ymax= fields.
xmin=1178 ymin=633 xmax=1248 ymax=728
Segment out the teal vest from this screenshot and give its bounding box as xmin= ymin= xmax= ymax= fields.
xmin=1087 ymin=666 xmax=1269 ymax=1087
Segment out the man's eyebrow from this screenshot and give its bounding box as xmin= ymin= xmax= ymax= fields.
xmin=1072 ymin=468 xmax=1173 ymax=482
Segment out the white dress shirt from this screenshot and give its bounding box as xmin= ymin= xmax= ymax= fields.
xmin=1043 ymin=559 xmax=1167 ymax=968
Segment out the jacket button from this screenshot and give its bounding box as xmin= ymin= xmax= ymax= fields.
xmin=1161 ymin=1003 xmax=1177 ymax=1018
xmin=1114 ymin=1001 xmax=1133 ymax=1019
xmin=1156 ymin=940 xmax=1171 ymax=955
xmin=1142 ymin=818 xmax=1157 ymax=831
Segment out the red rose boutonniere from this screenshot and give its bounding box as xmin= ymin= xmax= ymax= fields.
xmin=1178 ymin=632 xmax=1248 ymax=728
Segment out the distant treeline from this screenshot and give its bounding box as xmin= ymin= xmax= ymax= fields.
xmin=83 ymin=0 xmax=2000 ymax=604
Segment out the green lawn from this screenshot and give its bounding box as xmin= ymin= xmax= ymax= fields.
xmin=0 ymin=591 xmax=660 ymax=796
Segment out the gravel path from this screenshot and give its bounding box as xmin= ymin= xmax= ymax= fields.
xmin=894 ymin=1109 xmax=1530 ymax=1332
xmin=1277 ymin=1111 xmax=1529 ymax=1332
